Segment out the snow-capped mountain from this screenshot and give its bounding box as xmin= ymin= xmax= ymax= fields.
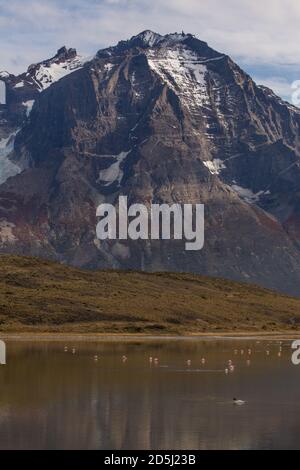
xmin=0 ymin=46 xmax=88 ymax=131
xmin=0 ymin=46 xmax=89 ymax=185
xmin=0 ymin=46 xmax=87 ymax=93
xmin=1 ymin=31 xmax=300 ymax=295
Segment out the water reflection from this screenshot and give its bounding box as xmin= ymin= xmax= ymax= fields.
xmin=0 ymin=339 xmax=298 ymax=449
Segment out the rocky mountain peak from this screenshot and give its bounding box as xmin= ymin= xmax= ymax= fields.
xmin=1 ymin=32 xmax=300 ymax=296
xmin=29 ymin=46 xmax=79 ymax=71
xmin=56 ymin=46 xmax=77 ymax=59
xmin=129 ymin=30 xmax=194 ymax=47
xmin=25 ymin=46 xmax=82 ymax=91
xmin=1 ymin=46 xmax=83 ymax=97
xmin=130 ymin=30 xmax=164 ymax=47
xmin=0 ymin=71 xmax=10 ymax=80
xmin=97 ymin=30 xmax=217 ymax=59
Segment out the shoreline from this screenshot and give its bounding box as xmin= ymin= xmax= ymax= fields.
xmin=1 ymin=331 xmax=300 ymax=342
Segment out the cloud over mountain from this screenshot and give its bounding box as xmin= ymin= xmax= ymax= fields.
xmin=1 ymin=0 xmax=300 ymax=102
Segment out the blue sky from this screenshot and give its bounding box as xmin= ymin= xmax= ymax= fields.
xmin=1 ymin=0 xmax=300 ymax=102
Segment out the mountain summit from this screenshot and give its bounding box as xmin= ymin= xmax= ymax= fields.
xmin=1 ymin=31 xmax=300 ymax=295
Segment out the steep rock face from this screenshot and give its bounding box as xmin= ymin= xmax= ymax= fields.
xmin=1 ymin=31 xmax=300 ymax=295
xmin=0 ymin=47 xmax=86 ymax=181
xmin=0 ymin=46 xmax=86 ymax=134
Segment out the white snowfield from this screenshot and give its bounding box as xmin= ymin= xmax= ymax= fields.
xmin=134 ymin=31 xmax=193 ymax=48
xmin=231 ymin=184 xmax=268 ymax=204
xmin=98 ymin=151 xmax=131 ymax=186
xmin=147 ymin=46 xmax=210 ymax=111
xmin=137 ymin=30 xmax=162 ymax=47
xmin=22 ymin=100 xmax=35 ymax=117
xmin=10 ymin=54 xmax=91 ymax=93
xmin=33 ymin=55 xmax=88 ymax=91
xmin=14 ymin=81 xmax=25 ymax=89
xmin=146 ymin=43 xmax=226 ymax=136
xmin=203 ymin=159 xmax=227 ymax=175
xmin=0 ymin=131 xmax=21 ymax=185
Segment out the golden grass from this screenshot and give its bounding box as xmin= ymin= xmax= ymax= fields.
xmin=0 ymin=254 xmax=299 ymax=333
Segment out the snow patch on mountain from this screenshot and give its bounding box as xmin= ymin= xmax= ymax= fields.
xmin=131 ymin=30 xmax=190 ymax=48
xmin=98 ymin=151 xmax=131 ymax=186
xmin=204 ymin=159 xmax=226 ymax=175
xmin=6 ymin=52 xmax=90 ymax=93
xmin=162 ymin=33 xmax=195 ymax=47
xmin=231 ymin=184 xmax=267 ymax=204
xmin=136 ymin=30 xmax=163 ymax=47
xmin=104 ymin=63 xmax=115 ymax=73
xmin=14 ymin=81 xmax=25 ymax=89
xmin=147 ymin=46 xmax=209 ymax=113
xmin=34 ymin=56 xmax=85 ymax=91
xmin=23 ymin=100 xmax=35 ymax=117
xmin=0 ymin=131 xmax=21 ymax=185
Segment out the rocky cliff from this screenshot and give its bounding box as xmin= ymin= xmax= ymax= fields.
xmin=1 ymin=31 xmax=300 ymax=295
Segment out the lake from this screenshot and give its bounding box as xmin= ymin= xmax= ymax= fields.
xmin=0 ymin=337 xmax=299 ymax=450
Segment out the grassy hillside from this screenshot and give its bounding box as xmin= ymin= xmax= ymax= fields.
xmin=0 ymin=255 xmax=300 ymax=333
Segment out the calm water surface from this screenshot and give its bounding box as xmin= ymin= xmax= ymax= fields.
xmin=0 ymin=338 xmax=299 ymax=450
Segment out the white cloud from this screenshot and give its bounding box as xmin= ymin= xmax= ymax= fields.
xmin=0 ymin=0 xmax=300 ymax=101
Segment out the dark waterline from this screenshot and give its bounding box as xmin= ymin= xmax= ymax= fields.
xmin=0 ymin=338 xmax=298 ymax=450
